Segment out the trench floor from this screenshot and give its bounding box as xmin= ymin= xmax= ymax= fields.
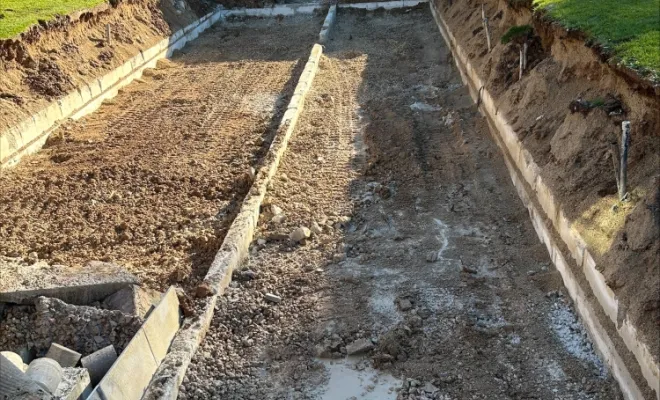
xmin=182 ymin=8 xmax=623 ymax=400
xmin=0 ymin=16 xmax=323 ymax=291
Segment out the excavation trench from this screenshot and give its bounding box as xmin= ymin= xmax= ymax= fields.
xmin=0 ymin=14 xmax=324 ymax=397
xmin=182 ymin=7 xmax=622 ymax=399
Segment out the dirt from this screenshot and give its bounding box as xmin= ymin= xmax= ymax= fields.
xmin=0 ymin=0 xmax=201 ymax=133
xmin=435 ymin=0 xmax=659 ymax=364
xmin=181 ymin=8 xmax=622 ymax=399
xmin=0 ymin=15 xmax=323 ymax=291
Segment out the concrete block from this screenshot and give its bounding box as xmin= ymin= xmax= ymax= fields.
xmin=46 ymin=343 xmax=81 ymax=368
xmin=46 ymin=343 xmax=82 ymax=367
xmin=88 ymin=331 xmax=157 ymax=400
xmin=272 ymin=6 xmax=295 ymax=16
xmin=140 ymin=287 xmax=181 ymax=362
xmin=54 ymin=368 xmax=92 ymax=400
xmin=0 ymin=261 xmax=138 ymax=305
xmin=582 ymin=251 xmax=618 ymax=323
xmin=26 ymin=358 xmax=63 ymax=394
xmin=534 ymin=177 xmax=558 ymax=224
xmin=81 ymin=345 xmax=117 ymax=386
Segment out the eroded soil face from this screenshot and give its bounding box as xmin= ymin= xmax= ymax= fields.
xmin=182 ymin=9 xmax=622 ymax=400
xmin=0 ymin=16 xmax=323 ymax=291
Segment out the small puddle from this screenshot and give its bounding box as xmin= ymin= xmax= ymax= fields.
xmin=317 ymin=358 xmax=402 ymax=400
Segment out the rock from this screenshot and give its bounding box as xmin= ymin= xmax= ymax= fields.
xmin=426 ymin=251 xmax=438 ymax=262
xmin=461 ymin=265 xmax=478 ymax=274
xmin=398 ymin=299 xmax=413 ymax=312
xmin=290 ymin=227 xmax=311 ymax=243
xmin=27 ymin=252 xmax=39 ymax=264
xmin=271 ymin=214 xmax=286 ymax=224
xmin=257 ymin=238 xmax=267 ymax=245
xmin=345 ymin=338 xmax=374 ymax=355
xmin=195 ymin=282 xmax=215 ymax=298
xmin=264 ymin=293 xmax=282 ymax=304
xmin=310 ymin=221 xmax=323 ymax=235
xmin=270 ymin=205 xmax=283 ymax=216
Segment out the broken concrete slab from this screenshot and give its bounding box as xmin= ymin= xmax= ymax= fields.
xmin=0 ymin=261 xmax=139 ymax=305
xmin=54 ymin=368 xmax=92 ymax=400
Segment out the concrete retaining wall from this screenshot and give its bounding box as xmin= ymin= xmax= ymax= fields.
xmin=141 ymin=42 xmax=325 ymax=400
xmin=319 ymin=5 xmax=337 ymax=43
xmin=338 ymin=0 xmax=428 ymax=10
xmin=428 ymin=2 xmax=658 ymax=398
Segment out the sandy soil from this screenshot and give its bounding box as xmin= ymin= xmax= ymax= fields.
xmin=0 ymin=0 xmax=206 ymax=133
xmin=0 ymin=16 xmax=323 ymax=291
xmin=181 ymin=9 xmax=622 ymax=399
xmin=435 ymin=0 xmax=659 ymax=362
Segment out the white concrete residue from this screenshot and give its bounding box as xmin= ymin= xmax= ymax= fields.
xmin=549 ymin=301 xmax=608 ymax=377
xmin=318 ymin=359 xmax=402 ymax=400
xmin=432 ymin=218 xmax=450 ymax=260
xmin=409 ymin=102 xmax=442 ymax=112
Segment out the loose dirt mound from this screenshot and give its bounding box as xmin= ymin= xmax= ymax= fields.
xmin=0 ymin=16 xmax=323 ymax=291
xmin=436 ymin=0 xmax=659 ymax=365
xmin=0 ymin=0 xmax=200 ymax=133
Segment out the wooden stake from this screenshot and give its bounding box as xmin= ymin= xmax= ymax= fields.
xmin=522 ymin=41 xmax=528 ymax=70
xmin=619 ymin=121 xmax=631 ymax=200
xmin=482 ymin=4 xmax=492 ymax=52
xmin=106 ymin=24 xmax=112 ymax=46
xmin=519 ymin=48 xmax=524 ymax=81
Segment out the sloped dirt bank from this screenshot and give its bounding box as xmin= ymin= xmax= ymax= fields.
xmin=435 ymin=0 xmax=659 ymax=380
xmin=0 ymin=0 xmax=203 ymax=132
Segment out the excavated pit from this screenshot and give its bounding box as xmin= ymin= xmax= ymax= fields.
xmin=180 ymin=7 xmax=624 ymax=399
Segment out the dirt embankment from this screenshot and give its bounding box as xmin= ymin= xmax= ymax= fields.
xmin=0 ymin=0 xmax=203 ymax=132
xmin=435 ymin=0 xmax=659 ymax=370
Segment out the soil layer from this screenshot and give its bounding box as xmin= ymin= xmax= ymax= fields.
xmin=0 ymin=16 xmax=323 ymax=291
xmin=435 ymin=0 xmax=659 ymax=366
xmin=181 ymin=9 xmax=622 ymax=399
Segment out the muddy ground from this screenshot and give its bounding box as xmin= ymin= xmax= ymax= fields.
xmin=0 ymin=15 xmax=323 ymax=291
xmin=181 ymin=8 xmax=622 ymax=399
xmin=435 ymin=0 xmax=659 ymax=361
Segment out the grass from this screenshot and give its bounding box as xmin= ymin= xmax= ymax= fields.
xmin=0 ymin=0 xmax=106 ymax=39
xmin=501 ymin=25 xmax=533 ymax=44
xmin=534 ymin=0 xmax=660 ymax=79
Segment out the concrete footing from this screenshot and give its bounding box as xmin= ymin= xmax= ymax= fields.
xmin=0 ymin=261 xmax=138 ymax=305
xmin=25 ymin=358 xmax=63 ymax=394
xmin=46 ymin=343 xmax=82 ymax=368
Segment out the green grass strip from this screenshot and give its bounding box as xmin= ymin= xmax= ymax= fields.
xmin=534 ymin=0 xmax=660 ymax=78
xmin=0 ymin=0 xmax=107 ymax=39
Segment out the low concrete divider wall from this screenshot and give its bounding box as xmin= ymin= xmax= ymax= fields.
xmin=87 ymin=288 xmax=181 ymax=399
xmin=429 ymin=2 xmax=658 ymax=398
xmin=338 ymin=0 xmax=427 ymax=9
xmin=141 ymin=43 xmax=325 ymax=400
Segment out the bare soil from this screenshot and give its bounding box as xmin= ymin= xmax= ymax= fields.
xmin=0 ymin=16 xmax=323 ymax=291
xmin=0 ymin=0 xmax=201 ymax=133
xmin=436 ymin=0 xmax=659 ymax=363
xmin=181 ymin=9 xmax=622 ymax=399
